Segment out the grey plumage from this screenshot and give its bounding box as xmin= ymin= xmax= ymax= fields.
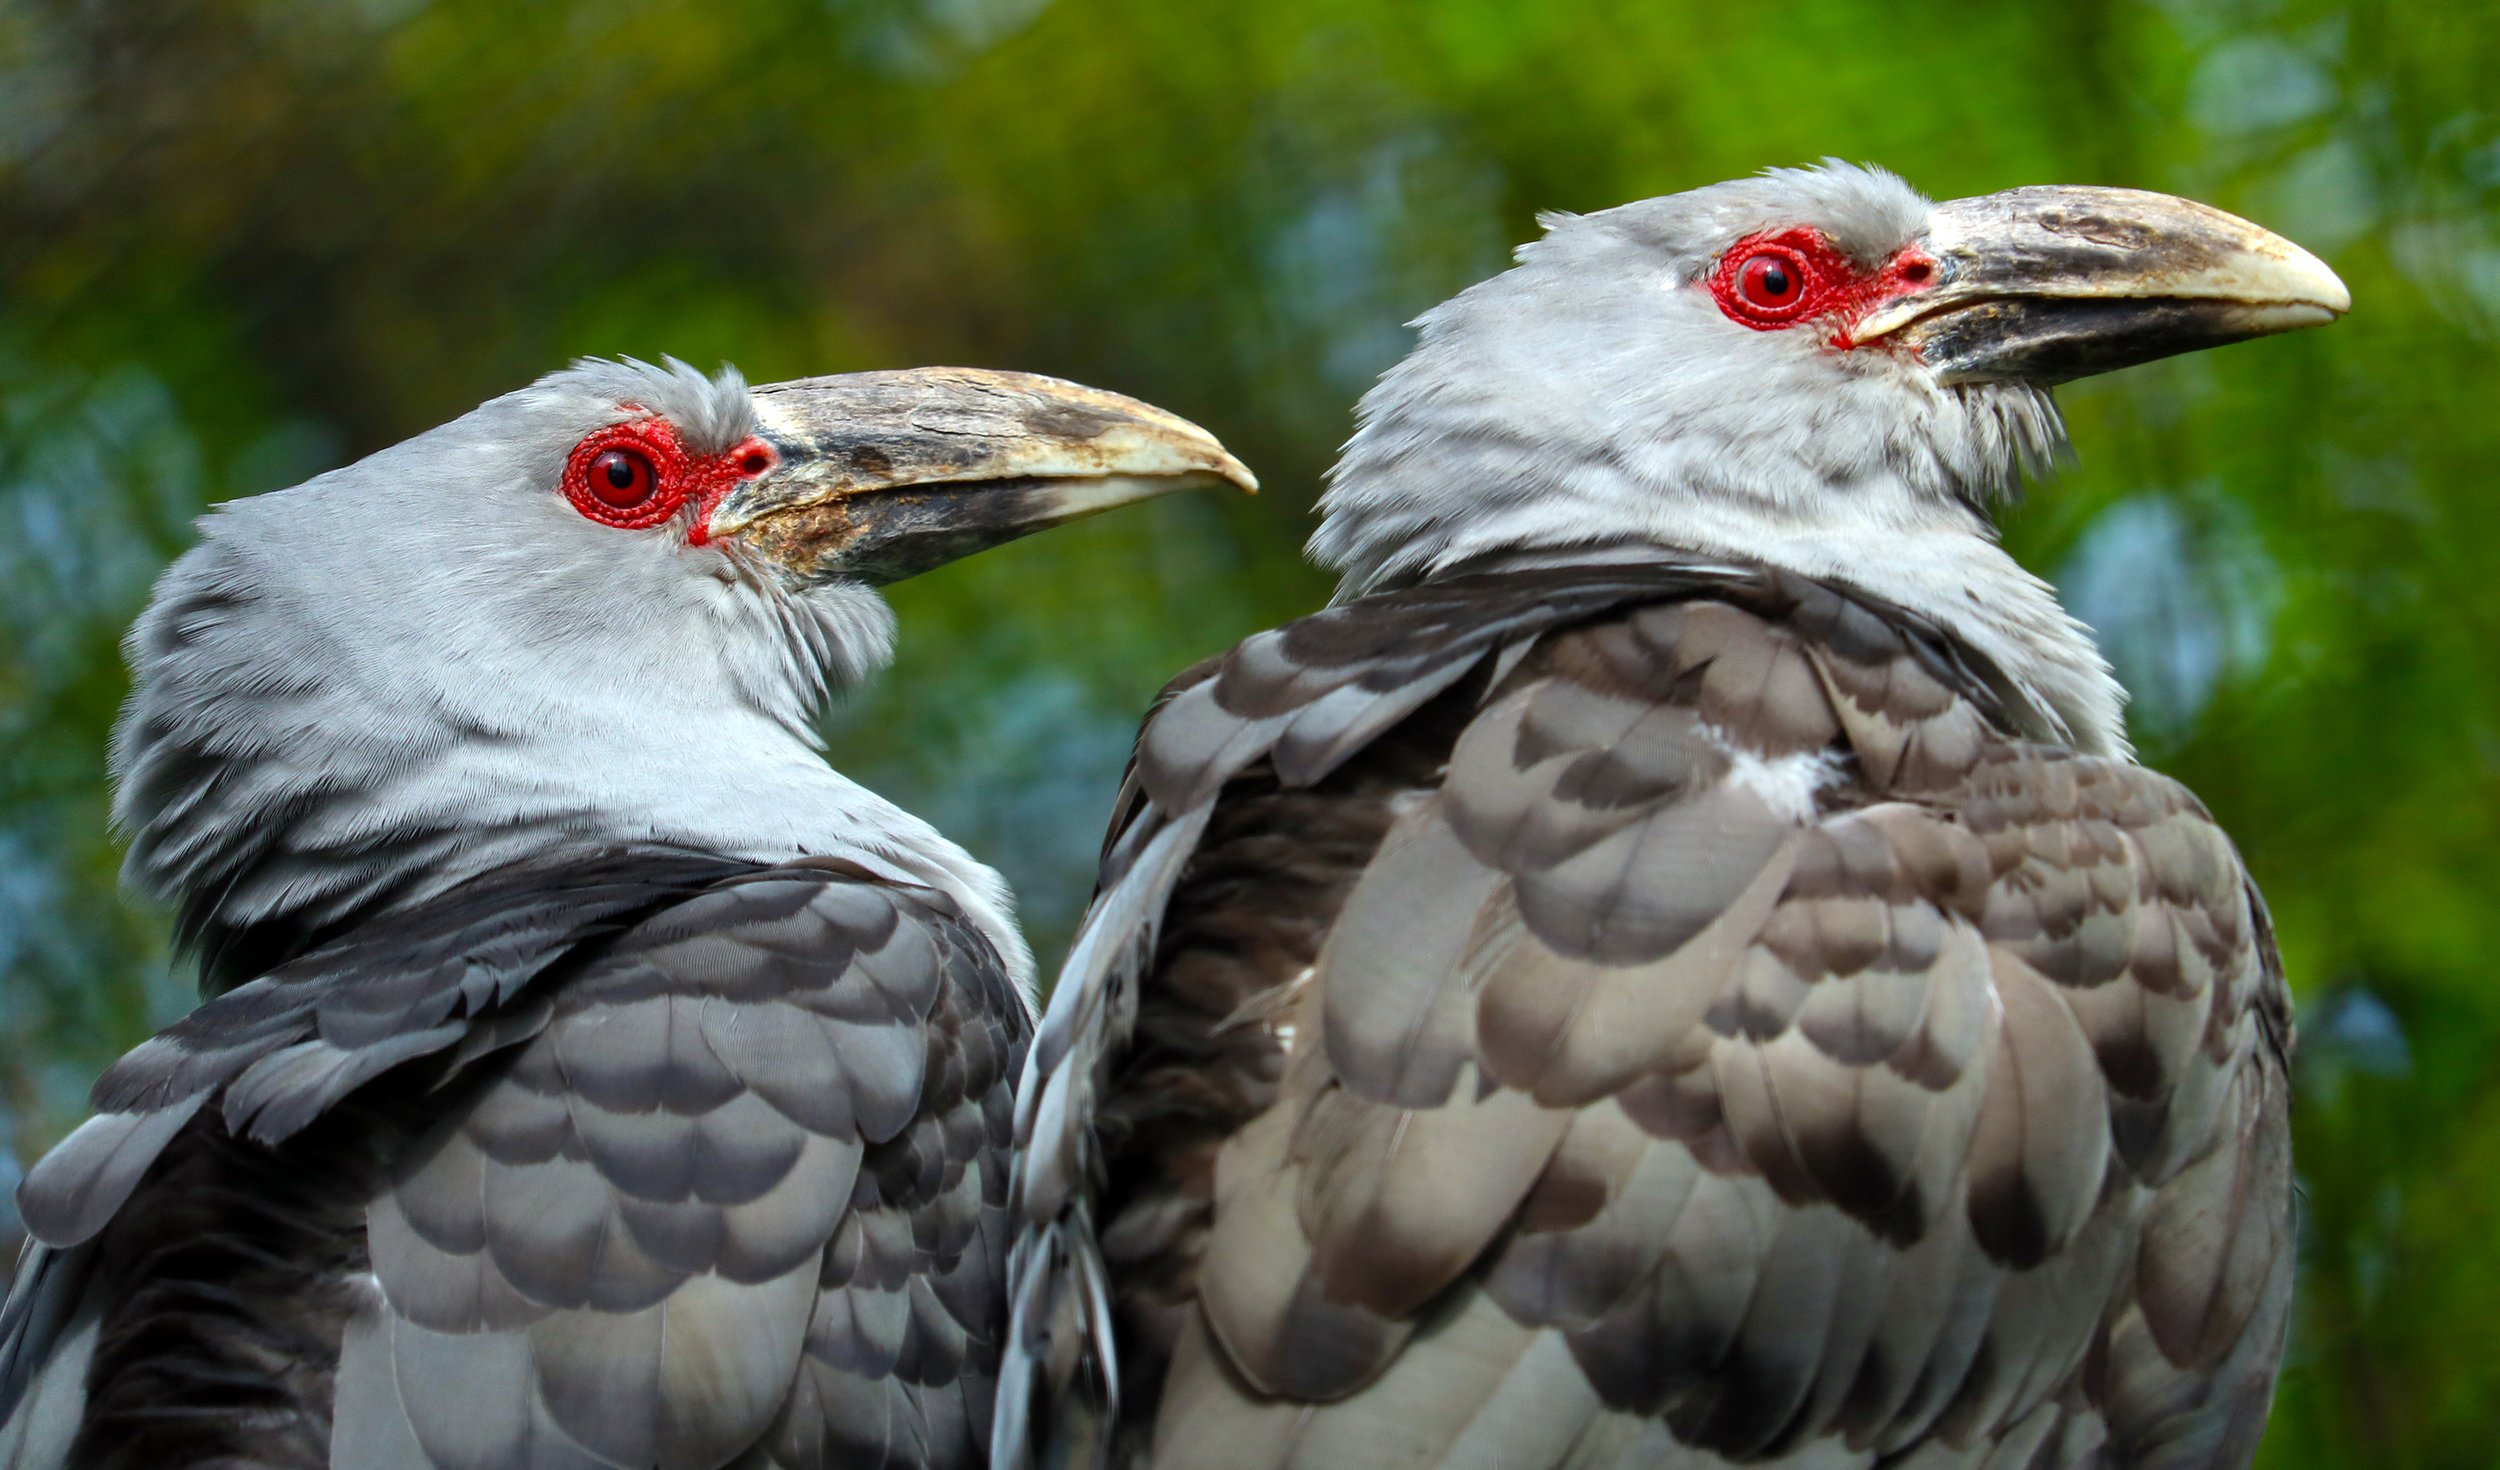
xmin=1002 ymin=164 xmax=2340 ymax=1470
xmin=2 ymin=358 xmax=1245 ymax=1469
xmin=1011 ymin=568 xmax=2291 ymax=1470
xmin=18 ymin=855 xmax=1021 ymax=1470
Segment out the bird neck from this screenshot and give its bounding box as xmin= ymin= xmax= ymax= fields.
xmin=123 ymin=702 xmax=1033 ymax=998
xmin=111 ymin=535 xmax=1034 ymax=997
xmin=1316 ymin=468 xmax=2128 ymax=759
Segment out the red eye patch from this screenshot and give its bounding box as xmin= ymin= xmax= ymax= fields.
xmin=1707 ymin=227 xmax=1936 ymax=341
xmin=562 ymin=417 xmax=777 ymax=542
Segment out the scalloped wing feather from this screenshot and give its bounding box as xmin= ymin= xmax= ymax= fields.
xmin=1000 ymin=564 xmax=2293 ymax=1470
xmin=3 ymin=856 xmax=1026 ymax=1470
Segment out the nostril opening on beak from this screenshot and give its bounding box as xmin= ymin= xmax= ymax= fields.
xmin=733 ymin=439 xmax=777 ymax=478
xmin=1899 ymin=259 xmax=1933 ymax=285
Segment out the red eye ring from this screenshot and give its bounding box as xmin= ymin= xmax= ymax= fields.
xmin=1710 ymin=240 xmax=1821 ymax=326
xmin=1725 ymin=245 xmax=1815 ymax=321
xmin=1706 ymin=227 xmax=1879 ymax=331
xmin=564 ymin=419 xmax=692 ymax=530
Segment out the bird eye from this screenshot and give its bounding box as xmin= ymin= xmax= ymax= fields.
xmin=587 ymin=448 xmax=657 ymax=509
xmin=563 ymin=422 xmax=691 ymax=530
xmin=1736 ymin=251 xmax=1806 ymax=311
xmin=1708 ymin=231 xmax=1848 ymax=329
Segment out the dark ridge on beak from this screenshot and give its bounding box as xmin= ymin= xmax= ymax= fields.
xmin=1853 ymin=185 xmax=2350 ymax=385
xmin=709 ymin=368 xmax=1256 ymax=585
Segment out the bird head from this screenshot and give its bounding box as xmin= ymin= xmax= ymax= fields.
xmin=114 ymin=357 xmax=1252 ymax=989
xmin=1313 ymin=161 xmax=2347 ymax=753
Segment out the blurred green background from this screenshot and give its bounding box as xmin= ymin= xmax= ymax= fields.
xmin=0 ymin=0 xmax=2492 ymax=1461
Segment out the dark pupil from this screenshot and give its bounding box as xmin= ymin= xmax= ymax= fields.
xmin=591 ymin=448 xmax=653 ymax=506
xmin=1755 ymin=260 xmax=1792 ymax=299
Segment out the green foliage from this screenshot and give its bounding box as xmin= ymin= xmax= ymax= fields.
xmin=1 ymin=0 xmax=2494 ymax=1460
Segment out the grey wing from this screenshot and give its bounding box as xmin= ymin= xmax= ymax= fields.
xmin=2086 ymin=887 xmax=2294 ymax=1469
xmin=0 ymin=1244 xmax=97 ymax=1470
xmin=749 ymin=884 xmax=1027 ymax=1470
xmin=16 ymin=853 xmax=754 ymax=1252
xmin=7 ymin=858 xmax=1026 ymax=1470
xmin=340 ymin=870 xmax=1027 ymax=1470
xmin=1011 ymin=576 xmax=2295 ymax=1470
xmin=997 ymin=569 xmax=1661 ymax=1469
xmin=3 ymin=853 xmax=749 ymax=1470
xmin=1000 ymin=567 xmax=1751 ymax=1467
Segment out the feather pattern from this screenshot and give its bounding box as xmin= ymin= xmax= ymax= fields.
xmin=2 ymin=852 xmax=1027 ymax=1470
xmin=999 ymin=561 xmax=2293 ymax=1470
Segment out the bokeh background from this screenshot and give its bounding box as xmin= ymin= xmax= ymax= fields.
xmin=0 ymin=0 xmax=2492 ymax=1461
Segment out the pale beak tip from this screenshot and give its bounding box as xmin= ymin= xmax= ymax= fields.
xmin=1214 ymin=450 xmax=1260 ymax=496
xmin=1125 ymin=403 xmax=1257 ymax=495
xmin=2312 ymin=260 xmax=2354 ymax=317
xmin=2259 ymin=231 xmax=2351 ymax=317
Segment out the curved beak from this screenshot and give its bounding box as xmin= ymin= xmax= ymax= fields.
xmin=708 ymin=368 xmax=1257 ymax=585
xmin=1851 ymin=185 xmax=2350 ymax=384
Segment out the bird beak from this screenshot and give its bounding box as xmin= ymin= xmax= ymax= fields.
xmin=706 ymin=367 xmax=1257 ymax=585
xmin=1849 ymin=185 xmax=2350 ymax=384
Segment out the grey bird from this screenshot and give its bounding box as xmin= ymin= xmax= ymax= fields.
xmin=0 ymin=357 xmax=1252 ymax=1470
xmin=1002 ymin=164 xmax=2346 ymax=1470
